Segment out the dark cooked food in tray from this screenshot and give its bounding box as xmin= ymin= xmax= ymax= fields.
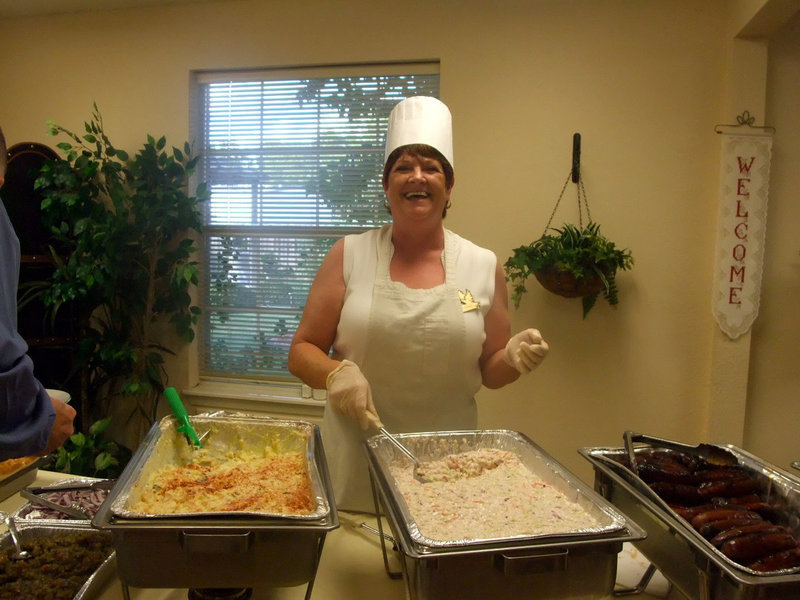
xmin=0 ymin=529 xmax=113 ymax=599
xmin=618 ymin=447 xmax=800 ymax=571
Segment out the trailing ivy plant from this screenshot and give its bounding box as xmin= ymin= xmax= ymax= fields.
xmin=504 ymin=222 xmax=633 ymax=318
xmin=34 ymin=104 xmax=209 ymax=443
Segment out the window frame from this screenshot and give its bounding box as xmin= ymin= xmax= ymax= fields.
xmin=189 ymin=61 xmax=441 ymax=391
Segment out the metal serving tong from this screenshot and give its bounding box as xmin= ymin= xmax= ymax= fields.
xmin=1 ymin=511 xmax=30 ymax=560
xmin=25 ymin=478 xmax=116 ymax=495
xmin=20 ymin=479 xmax=117 ymax=520
xmin=19 ymin=489 xmax=90 ymax=519
xmin=17 ymin=479 xmax=116 ymax=520
xmin=623 ymin=430 xmax=739 ymax=476
xmin=165 ymin=387 xmax=206 ymax=448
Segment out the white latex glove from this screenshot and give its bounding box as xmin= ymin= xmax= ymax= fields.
xmin=326 ymin=359 xmax=381 ymax=430
xmin=504 ymin=328 xmax=549 ymax=374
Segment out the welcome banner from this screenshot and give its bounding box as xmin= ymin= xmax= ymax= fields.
xmin=712 ymin=132 xmax=773 ymax=339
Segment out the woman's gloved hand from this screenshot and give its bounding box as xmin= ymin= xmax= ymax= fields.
xmin=504 ymin=328 xmax=549 ymax=374
xmin=326 ymin=359 xmax=381 ymax=430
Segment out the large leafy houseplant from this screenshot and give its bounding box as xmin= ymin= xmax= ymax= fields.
xmin=34 ymin=104 xmax=209 ymax=452
xmin=504 ymin=222 xmax=633 ymax=318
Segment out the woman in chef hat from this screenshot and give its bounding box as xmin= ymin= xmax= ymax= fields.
xmin=288 ymin=96 xmax=548 ymax=512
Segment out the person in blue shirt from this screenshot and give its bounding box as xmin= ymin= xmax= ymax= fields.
xmin=0 ymin=126 xmax=76 ymax=460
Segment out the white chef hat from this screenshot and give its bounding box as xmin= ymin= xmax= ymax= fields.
xmin=384 ymin=96 xmax=453 ymax=168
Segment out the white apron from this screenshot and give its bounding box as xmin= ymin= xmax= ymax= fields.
xmin=322 ymin=226 xmax=487 ymax=512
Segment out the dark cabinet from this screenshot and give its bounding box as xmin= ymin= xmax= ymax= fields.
xmin=3 ymin=142 xmax=83 ymax=427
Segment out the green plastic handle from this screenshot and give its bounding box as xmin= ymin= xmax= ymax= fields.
xmin=165 ymin=387 xmax=202 ymax=447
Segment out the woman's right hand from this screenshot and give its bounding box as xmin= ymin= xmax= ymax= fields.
xmin=326 ymin=360 xmax=381 ymax=430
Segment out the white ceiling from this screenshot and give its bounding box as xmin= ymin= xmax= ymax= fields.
xmin=0 ymin=0 xmax=212 ymax=18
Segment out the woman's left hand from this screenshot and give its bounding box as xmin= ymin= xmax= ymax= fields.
xmin=504 ymin=328 xmax=549 ymax=374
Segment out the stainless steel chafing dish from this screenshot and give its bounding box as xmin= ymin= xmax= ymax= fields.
xmin=93 ymin=414 xmax=338 ymax=596
xmin=0 ymin=520 xmax=116 ymax=600
xmin=581 ymin=435 xmax=800 ymax=600
xmin=365 ymin=429 xmax=646 ymax=600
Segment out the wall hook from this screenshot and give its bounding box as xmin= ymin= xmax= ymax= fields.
xmin=571 ymin=132 xmax=581 ymax=183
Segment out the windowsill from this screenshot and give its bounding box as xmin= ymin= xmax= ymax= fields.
xmin=181 ymin=379 xmax=327 ymax=422
xmin=185 ymin=379 xmax=326 ymax=405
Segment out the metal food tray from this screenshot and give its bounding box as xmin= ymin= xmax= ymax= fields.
xmin=93 ymin=416 xmax=338 ymax=592
xmin=366 ymin=430 xmax=646 ymax=600
xmin=0 ymin=521 xmax=116 ymax=600
xmin=581 ymin=443 xmax=800 ymax=600
xmin=366 ymin=429 xmax=626 ymax=551
xmin=0 ymin=456 xmax=48 ymax=502
xmin=110 ymin=414 xmax=329 ymax=520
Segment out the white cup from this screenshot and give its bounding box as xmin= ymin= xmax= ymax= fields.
xmin=46 ymin=389 xmax=72 ymax=404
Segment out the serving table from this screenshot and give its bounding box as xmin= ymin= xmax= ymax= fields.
xmin=2 ymin=470 xmax=674 ymax=600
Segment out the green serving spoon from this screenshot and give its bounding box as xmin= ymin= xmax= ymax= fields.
xmin=165 ymin=387 xmax=203 ymax=448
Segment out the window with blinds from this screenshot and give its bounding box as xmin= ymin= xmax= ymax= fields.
xmin=195 ymin=63 xmax=440 ymax=381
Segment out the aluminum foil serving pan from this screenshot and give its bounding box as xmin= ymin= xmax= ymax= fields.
xmin=580 ymin=439 xmax=800 ymax=600
xmin=366 ymin=429 xmax=628 ymax=550
xmin=110 ymin=414 xmax=329 ymax=520
xmin=365 ymin=430 xmax=646 ymax=600
xmin=13 ymin=477 xmax=115 ymax=523
xmin=0 ymin=456 xmax=48 ymax=502
xmin=93 ymin=414 xmax=338 ymax=590
xmin=0 ymin=520 xmax=116 ymax=600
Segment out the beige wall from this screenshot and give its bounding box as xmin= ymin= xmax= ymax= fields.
xmin=1 ymin=0 xmax=798 ymax=482
xmin=746 ymin=10 xmax=800 ymax=470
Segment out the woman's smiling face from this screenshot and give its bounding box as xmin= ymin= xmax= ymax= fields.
xmin=383 ymin=150 xmax=454 ymax=221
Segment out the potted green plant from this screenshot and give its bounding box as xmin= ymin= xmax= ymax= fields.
xmin=504 ymin=222 xmax=633 ymax=318
xmin=51 ymin=417 xmax=131 ymax=479
xmin=34 ymin=104 xmax=209 ymax=453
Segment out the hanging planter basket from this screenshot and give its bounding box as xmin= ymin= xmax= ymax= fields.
xmin=533 ymin=268 xmax=606 ymax=299
xmin=503 ymin=135 xmax=633 ymax=317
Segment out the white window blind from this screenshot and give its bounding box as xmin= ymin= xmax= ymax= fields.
xmin=195 ymin=63 xmax=440 ymax=380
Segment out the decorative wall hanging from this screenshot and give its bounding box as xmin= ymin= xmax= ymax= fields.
xmin=504 ymin=133 xmax=634 ymax=318
xmin=712 ymin=111 xmax=775 ymax=339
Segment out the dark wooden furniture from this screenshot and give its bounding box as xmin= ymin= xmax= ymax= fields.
xmin=3 ymin=141 xmax=83 ymax=428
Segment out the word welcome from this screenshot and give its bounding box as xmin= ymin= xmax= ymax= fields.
xmin=727 ymin=155 xmax=756 ymax=305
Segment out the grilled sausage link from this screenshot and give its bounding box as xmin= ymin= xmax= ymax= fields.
xmin=749 ymin=547 xmax=800 ymax=572
xmin=697 ymin=514 xmax=766 ymax=538
xmin=693 ymin=466 xmax=750 ymax=483
xmin=649 ymin=481 xmax=703 ymax=505
xmin=637 ymin=462 xmax=695 ymax=484
xmin=728 ymin=494 xmax=762 ymax=505
xmin=720 ymin=531 xmax=799 ymax=563
xmin=670 ymin=503 xmax=718 ymax=521
xmin=709 ymin=522 xmax=788 ymax=548
xmin=690 ymin=508 xmax=760 ymax=530
xmin=698 ymin=477 xmax=761 ymax=499
xmin=735 ymin=501 xmax=783 ymax=521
